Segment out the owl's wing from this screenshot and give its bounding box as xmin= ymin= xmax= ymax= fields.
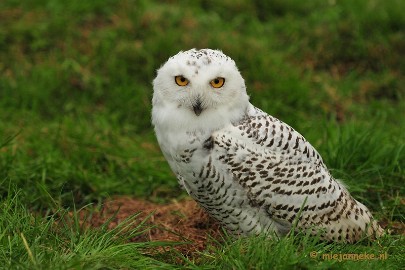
xmin=211 ymin=107 xmax=382 ymax=242
xmin=236 ymin=105 xmax=326 ymax=166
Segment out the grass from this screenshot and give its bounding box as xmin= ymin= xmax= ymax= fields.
xmin=1 ymin=188 xmax=175 ymax=269
xmin=0 ymin=0 xmax=404 ymax=268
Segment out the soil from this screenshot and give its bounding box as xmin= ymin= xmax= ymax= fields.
xmin=80 ymin=196 xmax=222 ymax=256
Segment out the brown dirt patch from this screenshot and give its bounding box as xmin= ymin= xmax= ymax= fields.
xmin=80 ymin=196 xmax=222 ymax=256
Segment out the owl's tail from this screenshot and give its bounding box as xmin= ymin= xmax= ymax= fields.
xmin=324 ymin=197 xmax=384 ymax=243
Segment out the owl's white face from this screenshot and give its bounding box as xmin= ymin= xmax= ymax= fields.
xmin=152 ymin=49 xmax=250 ymax=132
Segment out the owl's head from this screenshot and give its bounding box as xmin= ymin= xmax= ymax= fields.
xmin=152 ymin=49 xmax=250 ymax=131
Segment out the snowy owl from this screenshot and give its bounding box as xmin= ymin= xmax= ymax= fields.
xmin=152 ymin=49 xmax=383 ymax=242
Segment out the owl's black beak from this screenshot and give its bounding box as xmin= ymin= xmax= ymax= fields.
xmin=192 ymin=98 xmax=203 ymax=116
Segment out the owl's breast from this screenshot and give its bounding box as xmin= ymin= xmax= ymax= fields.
xmin=154 ymin=127 xmax=212 ymax=175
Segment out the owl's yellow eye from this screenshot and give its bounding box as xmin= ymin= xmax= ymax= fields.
xmin=210 ymin=77 xmax=225 ymax=88
xmin=175 ymin=75 xmax=189 ymax=86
